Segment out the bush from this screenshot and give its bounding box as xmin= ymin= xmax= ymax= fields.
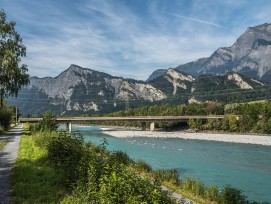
xmin=220 ymin=185 xmax=247 ymax=204
xmin=99 ymin=164 xmax=173 ymax=203
xmin=182 ymin=178 xmax=206 ymax=197
xmin=205 ymin=185 xmax=219 ymax=201
xmin=188 ymin=119 xmax=202 ymax=130
xmin=29 ymin=113 xmax=59 ymax=133
xmin=153 ymin=169 xmax=180 ymax=185
xmin=133 ymin=160 xmax=152 ymax=172
xmin=40 ymin=112 xmax=59 ymax=132
xmin=33 ymin=131 xmax=59 ymax=148
xmin=47 ymin=131 xmax=85 ymax=186
xmin=55 ymin=135 xmax=175 ymax=203
xmin=110 ymin=151 xmax=133 ymax=166
xmin=0 ymin=107 xmax=13 ymax=130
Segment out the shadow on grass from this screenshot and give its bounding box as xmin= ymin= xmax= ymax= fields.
xmin=11 ymin=156 xmax=67 ymax=203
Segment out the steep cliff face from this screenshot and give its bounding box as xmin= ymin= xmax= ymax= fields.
xmin=11 ymin=65 xmax=166 ymax=115
xmin=150 ymin=69 xmax=195 ymax=98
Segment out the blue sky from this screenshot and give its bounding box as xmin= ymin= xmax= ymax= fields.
xmin=2 ymin=0 xmax=271 ymax=80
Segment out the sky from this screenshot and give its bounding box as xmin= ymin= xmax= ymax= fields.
xmin=1 ymin=0 xmax=271 ymax=80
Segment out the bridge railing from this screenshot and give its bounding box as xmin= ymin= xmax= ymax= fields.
xmin=19 ymin=115 xmax=225 ymax=123
xmin=19 ymin=115 xmax=226 ymax=132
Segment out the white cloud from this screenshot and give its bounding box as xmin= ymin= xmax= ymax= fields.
xmin=2 ymin=0 xmax=271 ymax=81
xmin=164 ymin=12 xmax=227 ymax=29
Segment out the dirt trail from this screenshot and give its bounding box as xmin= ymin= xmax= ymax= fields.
xmin=0 ymin=125 xmax=22 ymax=204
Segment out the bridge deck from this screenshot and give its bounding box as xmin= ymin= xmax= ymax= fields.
xmin=20 ymin=115 xmax=224 ymax=123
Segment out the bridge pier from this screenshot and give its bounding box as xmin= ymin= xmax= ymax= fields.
xmin=66 ymin=122 xmax=72 ymax=133
xmin=141 ymin=122 xmax=146 ymax=130
xmin=150 ymin=122 xmax=156 ymax=131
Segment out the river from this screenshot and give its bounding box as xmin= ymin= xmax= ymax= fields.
xmin=63 ymin=125 xmax=271 ymax=202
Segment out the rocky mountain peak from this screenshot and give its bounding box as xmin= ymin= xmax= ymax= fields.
xmin=149 ymin=23 xmax=271 ymax=83
xmin=64 ymin=64 xmax=93 ymax=78
xmin=250 ymin=23 xmax=271 ymax=32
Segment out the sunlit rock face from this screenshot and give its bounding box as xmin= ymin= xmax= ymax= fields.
xmin=147 ymin=23 xmax=271 ymax=83
xmin=14 ymin=64 xmax=167 ymax=115
xmin=195 ymin=23 xmax=271 ymax=82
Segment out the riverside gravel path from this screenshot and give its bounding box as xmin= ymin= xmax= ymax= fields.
xmin=0 ymin=125 xmax=22 ymax=204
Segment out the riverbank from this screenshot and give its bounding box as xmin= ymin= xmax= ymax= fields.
xmin=102 ymin=129 xmax=271 ymax=146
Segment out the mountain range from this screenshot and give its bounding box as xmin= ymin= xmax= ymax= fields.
xmin=147 ymin=23 xmax=271 ymax=83
xmin=7 ymin=23 xmax=271 ymax=115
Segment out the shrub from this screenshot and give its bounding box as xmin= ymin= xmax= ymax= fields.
xmin=47 ymin=131 xmax=85 ymax=186
xmin=188 ymin=119 xmax=202 ymax=131
xmin=182 ymin=178 xmax=194 ymax=192
xmin=192 ymin=180 xmax=205 ymax=197
xmin=228 ymin=114 xmax=239 ymax=132
xmin=262 ymin=117 xmax=271 ymax=134
xmin=134 ymin=160 xmax=152 ymax=172
xmin=182 ymin=178 xmax=206 ymax=197
xmin=205 ymin=185 xmax=219 ymax=201
xmin=220 ymin=185 xmax=247 ymax=204
xmin=98 ymin=164 xmax=174 ymax=204
xmin=33 ymin=131 xmax=59 ymax=148
xmin=153 ymin=169 xmax=180 ymax=185
xmin=110 ymin=151 xmax=133 ymax=166
xmin=40 ymin=112 xmax=59 ymax=132
xmin=29 ymin=113 xmax=59 ymax=133
xmin=0 ymin=107 xmax=13 ymax=130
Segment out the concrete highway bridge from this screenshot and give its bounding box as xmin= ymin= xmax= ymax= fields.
xmin=19 ymin=115 xmax=224 ymax=132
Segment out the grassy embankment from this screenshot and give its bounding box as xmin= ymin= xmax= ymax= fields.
xmin=11 ymin=125 xmax=66 ymax=203
xmin=11 ymin=124 xmax=173 ymax=203
xmin=0 ymin=129 xmax=8 ymax=151
xmin=11 ymin=124 xmax=260 ymax=204
xmin=0 ymin=139 xmax=9 ymax=151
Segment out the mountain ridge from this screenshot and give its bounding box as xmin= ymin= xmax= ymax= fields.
xmin=8 ymin=64 xmax=271 ymax=115
xmin=149 ymin=23 xmax=271 ymax=83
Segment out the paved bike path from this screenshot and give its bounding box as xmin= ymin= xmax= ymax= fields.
xmin=0 ymin=125 xmax=22 ymax=204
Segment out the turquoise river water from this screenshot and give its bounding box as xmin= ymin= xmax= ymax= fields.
xmin=64 ymin=125 xmax=271 ymax=202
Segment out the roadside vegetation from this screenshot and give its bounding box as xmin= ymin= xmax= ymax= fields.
xmin=0 ymin=138 xmax=9 ymax=151
xmin=11 ymin=114 xmax=268 ymax=204
xmin=0 ymin=105 xmax=17 ymax=150
xmin=0 ymin=106 xmax=15 ymax=131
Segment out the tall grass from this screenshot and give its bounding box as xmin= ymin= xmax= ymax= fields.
xmin=0 ymin=139 xmax=9 ymax=151
xmin=11 ymin=127 xmax=66 ymax=203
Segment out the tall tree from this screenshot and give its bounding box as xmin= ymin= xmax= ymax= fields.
xmin=0 ymin=9 xmax=29 ymax=107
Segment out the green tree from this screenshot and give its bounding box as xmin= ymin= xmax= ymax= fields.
xmin=228 ymin=115 xmax=238 ymax=132
xmin=0 ymin=9 xmax=29 ymax=107
xmin=0 ymin=107 xmax=13 ymax=130
xmin=40 ymin=112 xmax=59 ymax=132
